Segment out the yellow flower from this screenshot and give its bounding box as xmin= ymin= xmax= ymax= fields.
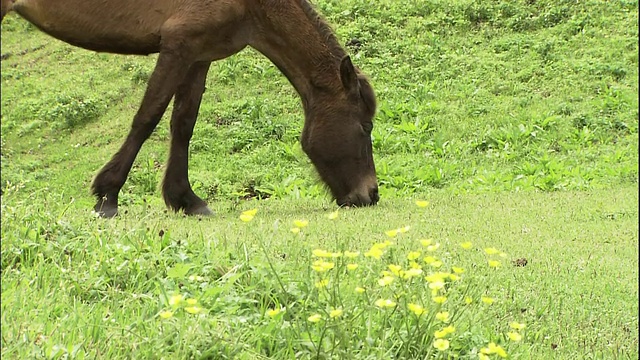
xmin=364 ymin=247 xmax=384 ymax=259
xmin=242 ymin=208 xmax=258 ymax=216
xmin=290 ymin=227 xmax=301 ymax=234
xmin=308 ymin=314 xmax=322 ymax=323
xmin=452 ymin=266 xmax=465 ymax=274
xmin=185 ymin=306 xmax=202 ymax=314
xmin=327 ymin=210 xmax=339 ymax=220
xmin=430 ymin=260 xmax=443 ymax=268
xmin=509 ymin=322 xmax=526 ymax=330
xmin=168 ymin=294 xmax=183 ymax=307
xmin=429 ymin=280 xmax=445 ymax=291
xmin=315 ymin=279 xmax=329 ymax=288
xmin=426 ymin=243 xmax=441 ymax=252
xmin=293 ymin=219 xmax=309 ymax=228
xmin=479 ymin=354 xmax=490 ymax=360
xmin=481 ymin=296 xmax=494 ymax=305
xmin=448 ymin=274 xmax=460 ymax=281
xmin=435 ymin=311 xmax=450 ymax=322
xmin=433 ymin=339 xmax=449 ymax=351
xmin=378 ymin=276 xmax=395 ymax=287
xmin=443 ymin=325 xmax=455 ymax=334
xmin=344 ymin=251 xmax=360 ymax=258
xmin=464 ymin=296 xmax=473 ymax=305
xmin=346 ymin=263 xmax=359 ymax=271
xmin=185 ymin=298 xmax=198 ymax=306
xmin=355 ymin=287 xmax=366 ymax=294
xmin=329 ymin=308 xmax=343 ymax=318
xmin=507 ymin=332 xmax=522 ymax=342
xmin=159 ymin=310 xmax=173 ymax=319
xmin=425 ymin=272 xmax=446 ymax=283
xmin=311 ymin=260 xmax=335 ymax=272
xmin=329 ymin=252 xmax=342 ymax=258
xmin=385 ymin=229 xmax=398 ymax=237
xmin=407 ymin=251 xmax=421 ymax=261
xmin=374 ymin=299 xmax=397 ymax=308
xmin=415 ymin=200 xmax=429 ymax=207
xmin=460 ymin=241 xmax=472 ymax=249
xmin=398 ymin=225 xmax=411 ymax=233
xmin=485 ymin=342 xmax=507 ymax=358
xmin=267 ymin=308 xmax=284 ymax=318
xmin=420 ymin=238 xmax=432 ymax=247
xmin=432 ymin=296 xmax=447 ymax=304
xmin=423 ymin=256 xmax=437 ymax=264
xmin=484 ymin=247 xmax=500 ymax=255
xmin=409 ymin=261 xmax=422 ymax=269
xmin=407 ymin=303 xmax=424 ymax=316
xmin=312 ymin=249 xmax=331 ymax=257
xmin=434 ymin=329 xmax=448 ymax=339
xmin=499 ymin=252 xmax=508 ymax=258
xmin=402 ymin=268 xmax=423 ymax=279
xmin=388 ymin=264 xmax=402 ymax=276
xmin=488 ymin=260 xmax=501 ymax=268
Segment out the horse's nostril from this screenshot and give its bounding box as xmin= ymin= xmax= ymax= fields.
xmin=369 ymin=186 xmax=380 ymax=203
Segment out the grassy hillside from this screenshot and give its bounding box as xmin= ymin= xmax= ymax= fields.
xmin=1 ymin=0 xmax=638 ymax=359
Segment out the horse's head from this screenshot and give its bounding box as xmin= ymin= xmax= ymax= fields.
xmin=301 ymin=56 xmax=379 ymax=207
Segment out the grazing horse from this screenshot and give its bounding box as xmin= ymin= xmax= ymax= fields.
xmin=1 ymin=0 xmax=379 ymax=217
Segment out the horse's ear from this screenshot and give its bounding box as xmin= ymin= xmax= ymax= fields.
xmin=340 ymin=56 xmax=358 ymax=91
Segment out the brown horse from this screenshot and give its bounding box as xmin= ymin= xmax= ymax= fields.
xmin=1 ymin=0 xmax=379 ymax=217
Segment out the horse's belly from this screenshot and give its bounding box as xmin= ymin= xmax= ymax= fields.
xmin=13 ymin=0 xmax=174 ymax=54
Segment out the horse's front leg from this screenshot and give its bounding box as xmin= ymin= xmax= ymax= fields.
xmin=162 ymin=61 xmax=213 ymax=216
xmin=91 ymin=49 xmax=193 ymax=217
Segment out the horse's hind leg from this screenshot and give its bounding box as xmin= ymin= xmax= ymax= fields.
xmin=162 ymin=61 xmax=212 ymax=216
xmin=92 ymin=49 xmax=193 ymax=217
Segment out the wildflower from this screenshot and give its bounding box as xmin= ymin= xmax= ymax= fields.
xmin=488 ymin=260 xmax=501 ymax=268
xmin=399 ymin=225 xmax=411 ymax=233
xmin=434 ymin=329 xmax=448 ymax=339
xmin=188 ymin=275 xmax=205 ymax=282
xmin=481 ymin=296 xmax=494 ymax=305
xmin=452 ymin=266 xmax=465 ymax=274
xmin=168 ymin=294 xmax=183 ymax=307
xmin=509 ymin=322 xmax=526 ymax=330
xmin=315 ymin=279 xmax=329 ymax=288
xmin=378 ymin=276 xmax=394 ymax=287
xmin=443 ymin=325 xmax=456 ymax=334
xmin=420 ymin=238 xmax=432 ymax=247
xmin=429 ymin=280 xmax=445 ymax=291
xmin=430 ymin=260 xmax=443 ymax=268
xmin=385 ymin=229 xmax=398 ymax=237
xmin=432 ymin=296 xmax=447 ymax=304
xmin=346 ymin=263 xmax=358 ymax=271
xmin=329 ymin=252 xmax=342 ymax=258
xmin=290 ymin=227 xmax=301 ymax=234
xmin=415 ymin=200 xmax=429 ymax=207
xmin=479 ymin=354 xmax=490 ymax=360
xmin=464 ymin=296 xmax=473 ymax=305
xmin=409 ymin=261 xmax=422 ymax=269
xmin=159 ymin=310 xmax=173 ymax=319
xmin=239 ymin=209 xmax=257 ymax=222
xmin=435 ymin=311 xmax=450 ymax=322
xmin=425 ymin=272 xmax=447 ymax=283
xmin=507 ymin=332 xmax=522 ymax=342
xmin=312 ymin=249 xmax=331 ymax=257
xmin=364 ymin=247 xmax=384 ymax=259
xmin=185 ymin=306 xmax=202 ymax=314
xmin=484 ymin=247 xmax=500 ymax=255
xmin=311 ymin=260 xmax=334 ymax=272
xmin=329 ymin=308 xmax=343 ymax=318
xmin=185 ymin=298 xmax=198 ymax=306
xmin=426 ymin=243 xmax=441 ymax=252
xmin=482 ymin=343 xmax=507 ymax=358
xmin=448 ymin=274 xmax=460 ymax=281
xmin=327 ymin=210 xmax=339 ymax=220
xmin=407 ymin=303 xmax=424 ymax=316
xmin=293 ymin=219 xmax=309 ymax=228
xmin=388 ymin=264 xmax=402 ymax=276
xmin=433 ymin=339 xmax=450 ymax=351
xmin=403 ymin=268 xmax=423 ymax=279
xmin=355 ymin=287 xmax=366 ymax=294
xmin=407 ymin=251 xmax=421 ymax=261
xmin=460 ymin=241 xmax=472 ymax=249
xmin=308 ymin=314 xmax=322 ymax=323
xmin=423 ymin=256 xmax=437 ymax=264
xmin=374 ymin=299 xmax=397 ymax=308
xmin=344 ymin=251 xmax=360 ymax=258
xmin=267 ymin=308 xmax=284 ymax=318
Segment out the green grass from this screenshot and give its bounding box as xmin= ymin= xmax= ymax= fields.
xmin=1 ymin=0 xmax=638 ymax=358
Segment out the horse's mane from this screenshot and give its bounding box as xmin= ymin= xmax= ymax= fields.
xmin=299 ymin=0 xmax=347 ymax=61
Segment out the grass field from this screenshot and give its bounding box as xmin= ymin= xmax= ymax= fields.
xmin=1 ymin=0 xmax=638 ymax=359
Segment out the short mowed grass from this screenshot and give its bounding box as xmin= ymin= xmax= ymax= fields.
xmin=1 ymin=0 xmax=638 ymax=359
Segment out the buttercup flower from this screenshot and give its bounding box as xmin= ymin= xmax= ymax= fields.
xmin=290 ymin=227 xmax=301 ymax=234
xmin=420 ymin=238 xmax=433 ymax=247
xmin=415 ymin=200 xmax=429 ymax=207
xmin=315 ymin=279 xmax=329 ymax=288
xmin=267 ymin=308 xmax=284 ymax=318
xmin=407 ymin=303 xmax=424 ymax=316
xmin=432 ymin=296 xmax=447 ymax=304
xmin=329 ymin=308 xmax=343 ymax=318
xmin=423 ymin=256 xmax=437 ymax=264
xmin=388 ymin=264 xmax=402 ymax=276
xmin=159 ymin=310 xmax=173 ymax=319
xmin=460 ymin=242 xmax=473 ymax=249
xmin=168 ymin=294 xmax=183 ymax=307
xmin=426 ymin=243 xmax=441 ymax=252
xmin=185 ymin=298 xmax=198 ymax=306
xmin=385 ymin=229 xmax=398 ymax=237
xmin=435 ymin=311 xmax=450 ymax=322
xmin=327 ymin=210 xmax=339 ymax=220
xmin=346 ymin=263 xmax=359 ymax=271
xmin=378 ymin=276 xmax=394 ymax=287
xmin=509 ymin=322 xmax=526 ymax=330
xmin=355 ymin=287 xmax=366 ymax=294
xmin=185 ymin=306 xmax=202 ymax=314
xmin=374 ymin=299 xmax=397 ymax=308
xmin=239 ymin=208 xmax=257 ymax=222
xmin=481 ymin=296 xmax=494 ymax=305
xmin=308 ymin=314 xmax=322 ymax=323
xmin=452 ymin=266 xmax=465 ymax=274
xmin=464 ymin=296 xmax=473 ymax=305
xmin=402 ymin=268 xmax=423 ymax=279
xmin=407 ymin=251 xmax=421 ymax=261
xmin=312 ymin=249 xmax=331 ymax=257
xmin=488 ymin=260 xmax=501 ymax=268
xmin=507 ymin=332 xmax=522 ymax=342
xmin=433 ymin=339 xmax=449 ymax=351
xmin=344 ymin=251 xmax=360 ymax=258
xmin=293 ymin=219 xmax=309 ymax=228
xmin=484 ymin=247 xmax=500 ymax=255
xmin=481 ymin=342 xmax=507 ymax=358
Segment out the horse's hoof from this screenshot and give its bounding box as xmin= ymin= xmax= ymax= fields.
xmin=94 ymin=203 xmax=118 ymax=218
xmin=186 ymin=205 xmax=213 ymax=216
